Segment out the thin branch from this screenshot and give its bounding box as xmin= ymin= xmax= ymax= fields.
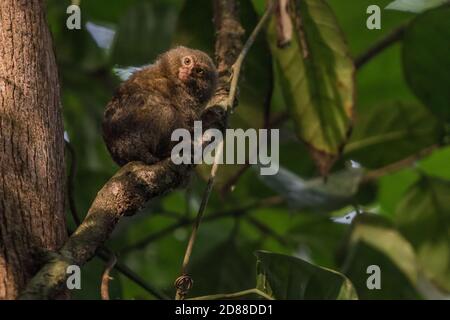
xmin=174 ymin=1 xmax=276 ymax=300
xmin=100 ymin=251 xmax=117 ymax=300
xmin=175 ymin=146 xmax=223 ymax=300
xmin=96 ymin=248 xmax=169 ymax=300
xmin=362 ymin=145 xmax=438 ymax=182
xmin=227 ymin=0 xmax=276 ymax=111
xmin=120 ymin=196 xmax=284 ymax=254
xmin=245 ymin=216 xmax=291 ymax=247
xmin=275 ymin=0 xmax=293 ymax=48
xmin=184 ymin=185 xmax=193 ymax=217
xmin=263 ymin=59 xmax=274 ymax=129
xmin=355 ymin=23 xmax=408 ymax=70
xmin=189 ymin=288 xmax=274 ymax=300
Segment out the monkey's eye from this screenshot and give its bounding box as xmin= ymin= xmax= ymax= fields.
xmin=196 ymin=68 xmax=205 ymax=76
xmin=182 ymin=56 xmax=193 ymax=66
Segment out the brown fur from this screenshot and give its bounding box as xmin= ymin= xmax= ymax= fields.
xmin=102 ymin=47 xmax=218 ymax=166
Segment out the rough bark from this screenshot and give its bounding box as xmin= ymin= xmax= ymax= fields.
xmin=212 ymin=0 xmax=244 ymax=101
xmin=0 ymin=0 xmax=67 ymax=299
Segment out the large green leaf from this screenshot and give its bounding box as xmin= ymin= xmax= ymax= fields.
xmin=395 ymin=176 xmax=450 ymax=292
xmin=256 ymin=251 xmax=358 ymax=299
xmin=386 ymin=0 xmax=449 ymax=13
xmin=268 ymin=0 xmax=355 ymax=175
xmin=344 ymin=101 xmax=444 ymax=169
xmin=342 ymin=215 xmax=421 ymax=299
xmin=402 ymin=5 xmax=450 ymax=122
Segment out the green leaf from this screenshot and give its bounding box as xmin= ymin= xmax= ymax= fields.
xmin=395 ymin=176 xmax=450 ymax=292
xmin=342 ymin=215 xmax=421 ymax=299
xmin=377 ymin=168 xmax=420 ymax=217
xmin=386 ymin=0 xmax=449 ymax=13
xmin=256 ymin=251 xmax=358 ymax=299
xmin=268 ymin=0 xmax=355 ymax=175
xmin=419 ymin=146 xmax=450 ymax=180
xmin=344 ymin=101 xmax=444 ymax=169
xmin=190 ymin=288 xmax=273 ymax=300
xmin=402 ymin=5 xmax=450 ymax=122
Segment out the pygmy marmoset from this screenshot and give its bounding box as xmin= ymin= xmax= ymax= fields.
xmin=102 ymin=46 xmax=218 ymax=166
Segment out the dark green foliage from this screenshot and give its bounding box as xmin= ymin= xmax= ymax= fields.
xmin=49 ymin=0 xmax=450 ymax=299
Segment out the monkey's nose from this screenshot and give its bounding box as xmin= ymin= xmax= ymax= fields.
xmin=178 ymin=67 xmax=191 ymax=81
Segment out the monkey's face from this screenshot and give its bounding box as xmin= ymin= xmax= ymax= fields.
xmin=177 ymin=52 xmax=218 ymax=104
xmin=163 ymin=47 xmax=218 ymax=105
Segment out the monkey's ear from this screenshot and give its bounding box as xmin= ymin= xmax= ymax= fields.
xmin=113 ymin=65 xmax=148 ymax=81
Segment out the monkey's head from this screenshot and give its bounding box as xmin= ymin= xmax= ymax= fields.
xmin=160 ymin=46 xmax=218 ymax=105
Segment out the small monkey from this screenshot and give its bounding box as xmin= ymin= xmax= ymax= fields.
xmin=102 ymin=46 xmax=218 ymax=166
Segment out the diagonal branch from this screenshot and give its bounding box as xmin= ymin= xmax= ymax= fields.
xmin=120 ymin=196 xmax=284 ymax=254
xmin=355 ymin=23 xmax=407 ymax=70
xmin=20 ymin=160 xmax=193 ymax=299
xmin=65 ymin=141 xmax=165 ymax=299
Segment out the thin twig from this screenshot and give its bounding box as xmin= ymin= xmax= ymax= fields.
xmin=121 ymin=196 xmax=284 ymax=254
xmin=189 ymin=288 xmax=274 ymax=300
xmin=362 ymin=145 xmax=438 ymax=182
xmin=174 ymin=0 xmax=276 ymax=300
xmin=245 ymin=216 xmax=291 ymax=247
xmin=355 ymin=23 xmax=407 ymax=70
xmin=227 ymin=1 xmax=276 ymax=112
xmin=184 ymin=185 xmax=193 ymax=217
xmin=100 ymin=251 xmax=117 ymax=300
xmin=96 ymin=248 xmax=169 ymax=300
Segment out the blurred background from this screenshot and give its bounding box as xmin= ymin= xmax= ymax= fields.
xmin=47 ymin=0 xmax=450 ymax=299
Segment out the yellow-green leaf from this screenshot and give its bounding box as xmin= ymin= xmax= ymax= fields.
xmin=268 ymin=0 xmax=355 ymax=175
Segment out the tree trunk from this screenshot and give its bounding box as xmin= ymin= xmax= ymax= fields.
xmin=0 ymin=0 xmax=66 ymax=299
